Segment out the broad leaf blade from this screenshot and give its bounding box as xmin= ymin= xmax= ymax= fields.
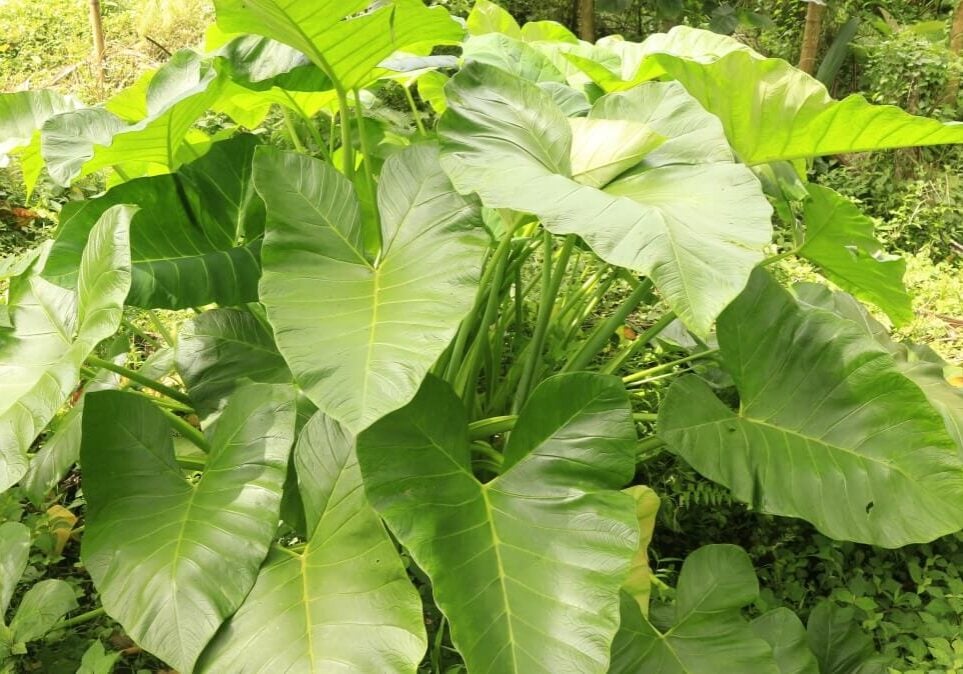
xmin=256 ymin=144 xmax=486 ymax=433
xmin=0 ymin=205 xmax=133 ymax=493
xmin=41 ymin=51 xmax=224 ymax=185
xmin=213 ymin=0 xmax=462 ymax=90
xmin=0 ymin=90 xmax=79 ymax=166
xmin=751 ymin=608 xmax=820 ymax=674
xmin=176 ymin=308 xmax=292 ymax=424
xmin=798 ymin=184 xmax=911 ymax=326
xmin=658 ymin=269 xmax=963 ymax=546
xmin=44 ymin=134 xmax=264 ymax=309
xmin=0 ymin=522 xmax=30 ymax=617
xmin=357 ymin=373 xmax=638 ymax=674
xmin=610 ymin=545 xmax=780 ymax=674
xmin=629 ymin=27 xmax=963 ymax=163
xmin=198 ymin=412 xmax=426 ymax=672
xmin=438 ymin=64 xmax=771 ymax=335
xmin=9 ymin=579 xmax=77 ymax=643
xmin=81 ymin=384 xmax=296 ymax=671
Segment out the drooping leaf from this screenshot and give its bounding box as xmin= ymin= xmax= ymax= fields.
xmin=0 ymin=90 xmax=79 ymax=167
xmin=213 ymin=0 xmax=463 ymax=90
xmin=751 ymin=608 xmax=820 ymax=674
xmin=256 ymin=143 xmax=486 ymax=433
xmin=622 ymin=485 xmax=660 ymax=617
xmin=176 ymin=308 xmax=292 ymax=424
xmin=8 ymin=579 xmax=77 ymax=644
xmin=438 ymin=63 xmax=772 ymax=335
xmin=599 ymin=27 xmax=963 ymax=163
xmin=357 ymin=373 xmax=639 ymax=674
xmin=80 ymin=384 xmax=296 ymax=671
xmin=41 ymin=50 xmax=225 ymax=186
xmin=806 ymin=602 xmax=889 ymax=674
xmin=609 ymin=544 xmax=779 ymax=674
xmin=797 ymin=185 xmax=912 ymax=325
xmin=0 ymin=205 xmax=133 ymax=493
xmin=198 ymin=412 xmax=426 ymax=672
xmin=44 ymin=134 xmax=263 ymax=309
xmin=658 ymin=269 xmax=963 ymax=546
xmin=0 ymin=522 xmax=30 ymax=617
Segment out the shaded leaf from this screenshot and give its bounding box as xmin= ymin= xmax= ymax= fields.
xmin=44 ymin=134 xmax=264 ymax=309
xmin=176 ymin=308 xmax=292 ymax=424
xmin=9 ymin=579 xmax=77 ymax=643
xmin=751 ymin=608 xmax=820 ymax=674
xmin=0 ymin=522 xmax=30 ymax=617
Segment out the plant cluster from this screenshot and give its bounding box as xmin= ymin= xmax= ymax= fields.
xmin=2 ymin=0 xmax=963 ymax=670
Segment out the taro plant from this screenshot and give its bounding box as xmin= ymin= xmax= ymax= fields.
xmin=2 ymin=0 xmax=963 ymax=670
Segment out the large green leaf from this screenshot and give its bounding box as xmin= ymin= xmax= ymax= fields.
xmin=0 ymin=90 xmax=79 ymax=166
xmin=176 ymin=308 xmax=292 ymax=423
xmin=0 ymin=522 xmax=30 ymax=618
xmin=80 ymin=384 xmax=297 ymax=671
xmin=0 ymin=205 xmax=132 ymax=493
xmin=581 ymin=27 xmax=963 ymax=163
xmin=357 ymin=373 xmax=638 ymax=674
xmin=41 ymin=50 xmax=225 ymax=186
xmin=256 ymin=143 xmax=486 ymax=433
xmin=794 ymin=283 xmax=963 ymax=453
xmin=213 ymin=0 xmax=462 ymax=89
xmin=44 ymin=134 xmax=263 ymax=309
xmin=797 ymin=184 xmax=911 ymax=326
xmin=610 ymin=544 xmax=779 ymax=674
xmin=198 ymin=411 xmax=426 ymax=672
xmin=438 ymin=62 xmax=771 ymax=335
xmin=658 ymin=269 xmax=963 ymax=546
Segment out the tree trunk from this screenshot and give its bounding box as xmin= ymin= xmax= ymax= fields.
xmin=89 ymin=0 xmax=106 ymax=89
xmin=945 ymin=0 xmax=963 ymax=105
xmin=577 ymin=0 xmax=595 ymax=43
xmin=797 ymin=1 xmax=826 ymax=75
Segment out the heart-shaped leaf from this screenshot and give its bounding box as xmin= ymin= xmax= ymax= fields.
xmin=198 ymin=412 xmax=426 ymax=672
xmin=658 ymin=269 xmax=963 ymax=546
xmin=357 ymin=373 xmax=638 ymax=674
xmin=81 ymin=384 xmax=297 ymax=671
xmin=255 ymin=143 xmax=486 ymax=433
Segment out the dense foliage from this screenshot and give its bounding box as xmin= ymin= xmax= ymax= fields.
xmin=2 ymin=0 xmax=963 ymax=671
